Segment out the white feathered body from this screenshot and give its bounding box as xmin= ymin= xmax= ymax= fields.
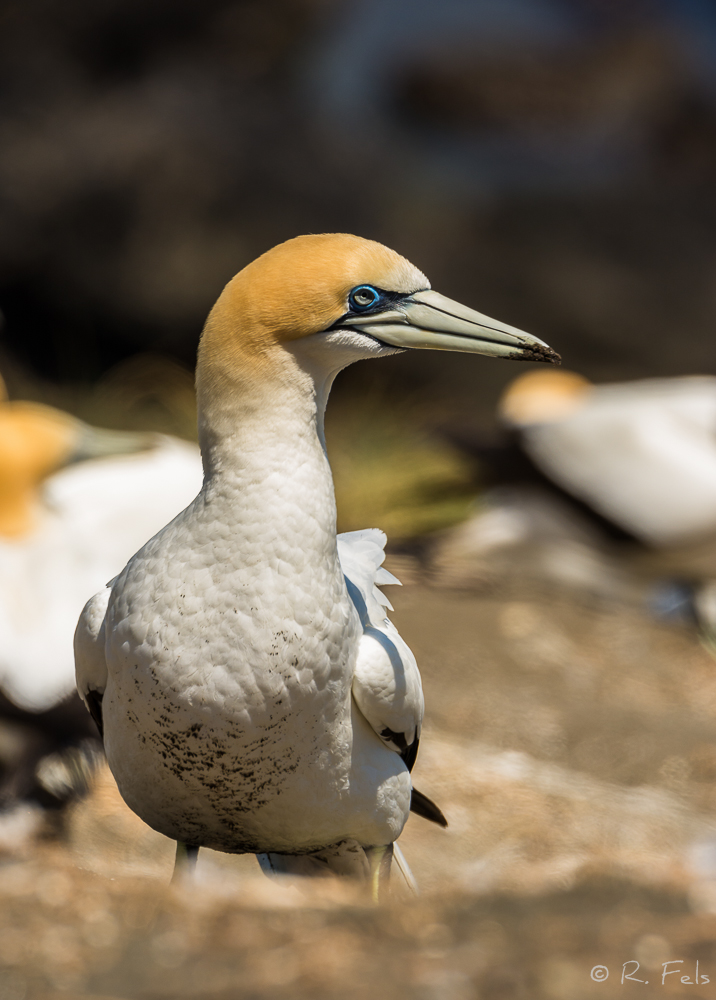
xmin=73 ymin=230 xmax=557 ymax=863
xmin=80 ymin=387 xmax=419 ymax=855
xmin=0 ymin=436 xmax=202 ymax=712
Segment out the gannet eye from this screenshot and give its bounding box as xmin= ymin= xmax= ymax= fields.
xmin=349 ymin=285 xmax=381 ymax=311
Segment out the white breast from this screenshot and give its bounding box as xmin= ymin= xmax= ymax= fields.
xmin=100 ymin=427 xmax=411 ymax=854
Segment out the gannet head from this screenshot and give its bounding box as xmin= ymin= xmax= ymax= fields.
xmin=197 ymin=234 xmax=560 ymax=392
xmin=499 ymin=370 xmax=592 ymax=427
xmin=0 ymin=398 xmax=156 ymax=538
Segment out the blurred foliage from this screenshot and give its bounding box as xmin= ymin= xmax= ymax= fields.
xmin=326 ymin=392 xmax=476 ymax=540
xmin=0 ymin=353 xmax=198 ymax=442
xmin=87 ymin=354 xmax=198 ymax=441
xmin=3 ymin=0 xmax=716 ymax=404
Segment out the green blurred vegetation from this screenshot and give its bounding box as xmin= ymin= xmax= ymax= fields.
xmin=326 ymin=391 xmax=477 ymax=541
xmin=2 ymin=353 xmax=199 ymax=442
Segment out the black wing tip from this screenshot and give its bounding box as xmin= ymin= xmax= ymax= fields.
xmin=85 ymin=690 xmax=104 ymax=741
xmin=401 ymin=734 xmax=420 ymax=773
xmin=410 ymin=787 xmax=448 ymax=828
xmin=380 ymin=728 xmax=421 ymax=773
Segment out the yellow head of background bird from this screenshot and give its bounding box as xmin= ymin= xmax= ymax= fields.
xmin=0 ymin=385 xmax=157 ymax=539
xmin=499 ymin=369 xmax=591 ymax=427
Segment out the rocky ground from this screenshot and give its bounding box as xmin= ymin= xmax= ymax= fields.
xmin=4 ymin=554 xmax=716 ymax=999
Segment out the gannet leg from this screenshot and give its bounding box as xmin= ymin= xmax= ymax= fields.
xmin=365 ymin=843 xmax=393 ymax=902
xmin=172 ymin=842 xmax=199 ymax=883
xmin=393 ymin=842 xmax=419 ymax=896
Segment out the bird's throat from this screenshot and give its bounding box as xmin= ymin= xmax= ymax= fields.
xmin=196 ymin=344 xmax=339 ymax=567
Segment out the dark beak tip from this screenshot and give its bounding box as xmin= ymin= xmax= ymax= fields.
xmin=516 ymin=343 xmax=561 ymax=366
xmin=545 ymin=348 xmax=562 ymax=367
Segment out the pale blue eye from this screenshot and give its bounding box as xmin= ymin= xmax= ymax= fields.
xmin=349 ymin=285 xmax=381 ymax=311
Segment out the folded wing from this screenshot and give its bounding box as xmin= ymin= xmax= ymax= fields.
xmin=74 ymin=587 xmax=111 ymax=739
xmin=337 ymin=529 xmax=424 ymax=769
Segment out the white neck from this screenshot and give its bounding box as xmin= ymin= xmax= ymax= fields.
xmin=195 ymin=331 xmax=398 ymax=567
xmin=198 ymin=384 xmax=327 ymax=577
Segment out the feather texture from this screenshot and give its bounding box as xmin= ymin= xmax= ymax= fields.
xmin=338 ymin=530 xmax=424 ymax=759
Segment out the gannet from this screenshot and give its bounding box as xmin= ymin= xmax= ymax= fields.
xmin=500 ymin=371 xmax=716 ymax=548
xmin=0 ymin=387 xmax=202 ymax=807
xmin=75 ymin=233 xmax=558 ymax=890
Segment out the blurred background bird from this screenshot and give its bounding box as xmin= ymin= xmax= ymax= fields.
xmin=440 ymin=370 xmax=716 ymax=635
xmin=0 ymin=375 xmax=202 ymax=825
xmin=498 ymin=370 xmax=716 ymax=549
xmin=501 ymin=371 xmax=716 ymax=633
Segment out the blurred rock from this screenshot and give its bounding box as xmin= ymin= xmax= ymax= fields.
xmin=427 ymin=486 xmax=640 ymax=604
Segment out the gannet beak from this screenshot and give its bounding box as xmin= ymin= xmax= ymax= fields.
xmin=340 ymin=289 xmax=560 ymax=364
xmin=70 ymin=426 xmax=158 ymax=464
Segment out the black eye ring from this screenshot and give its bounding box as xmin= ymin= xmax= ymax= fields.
xmin=349 ymin=285 xmax=381 ymax=312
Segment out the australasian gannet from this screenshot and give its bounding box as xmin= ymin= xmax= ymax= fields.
xmin=500 ymin=370 xmax=716 ymax=548
xmin=0 ymin=386 xmax=202 ymax=808
xmin=75 ymin=234 xmax=559 ymax=891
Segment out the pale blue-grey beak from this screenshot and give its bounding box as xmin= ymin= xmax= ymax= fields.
xmin=340 ymin=289 xmax=560 ymax=364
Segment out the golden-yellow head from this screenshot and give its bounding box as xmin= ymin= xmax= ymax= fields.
xmin=198 ymin=233 xmax=559 ymax=387
xmin=207 ymin=234 xmax=426 ymax=347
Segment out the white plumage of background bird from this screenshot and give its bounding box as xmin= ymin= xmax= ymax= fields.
xmin=0 ymin=388 xmax=202 ymax=810
xmin=74 ymin=233 xmax=558 ymax=893
xmin=500 ymin=370 xmax=716 ymax=548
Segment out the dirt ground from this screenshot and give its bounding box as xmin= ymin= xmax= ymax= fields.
xmin=4 ymin=569 xmax=716 ymax=999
